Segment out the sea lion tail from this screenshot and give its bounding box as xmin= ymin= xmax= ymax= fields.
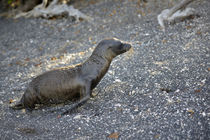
xmin=10 ymin=102 xmax=24 ymax=110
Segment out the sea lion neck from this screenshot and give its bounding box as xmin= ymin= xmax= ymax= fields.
xmin=82 ymin=54 xmax=112 ymax=90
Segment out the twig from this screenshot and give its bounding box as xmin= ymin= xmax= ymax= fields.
xmin=157 ymin=0 xmax=195 ymax=31
xmin=167 ymin=0 xmax=194 ymax=17
xmin=14 ymin=0 xmax=92 ymax=21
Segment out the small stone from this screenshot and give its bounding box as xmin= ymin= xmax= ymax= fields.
xmin=74 ymin=115 xmax=82 ymax=119
xmin=108 ymin=132 xmax=119 ymax=139
xmin=167 ymin=98 xmax=173 ymax=104
xmin=134 ymin=106 xmax=139 ymax=112
xmin=201 ymin=112 xmax=206 ymax=117
xmin=57 ymin=115 xmax=61 ymax=118
xmin=115 ymin=79 xmax=121 ymax=83
xmin=130 ymin=115 xmax=134 ymax=119
xmin=187 ymin=109 xmax=194 ymax=115
xmin=114 ymin=103 xmax=121 ymax=107
xmin=175 ymin=89 xmax=180 ymax=93
xmin=21 ymin=109 xmax=26 ymax=113
xmin=154 ymin=134 xmax=160 ymax=139
xmin=108 ymin=70 xmax=114 ymax=75
xmin=129 ymin=90 xmax=136 ymax=95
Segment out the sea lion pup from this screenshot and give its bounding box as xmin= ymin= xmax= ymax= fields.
xmin=11 ymin=38 xmax=132 ymax=113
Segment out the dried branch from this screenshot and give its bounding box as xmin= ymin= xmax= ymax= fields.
xmin=15 ymin=0 xmax=92 ymax=21
xmin=157 ymin=0 xmax=195 ymax=31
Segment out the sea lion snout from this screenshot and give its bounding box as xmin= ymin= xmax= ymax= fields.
xmin=116 ymin=42 xmax=132 ymax=54
xmin=94 ymin=38 xmax=132 ymax=57
xmin=122 ymin=43 xmax=132 ymax=51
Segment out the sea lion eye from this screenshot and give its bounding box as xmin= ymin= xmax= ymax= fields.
xmin=118 ymin=44 xmax=124 ymax=49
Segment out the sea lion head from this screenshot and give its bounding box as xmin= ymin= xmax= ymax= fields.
xmin=93 ymin=38 xmax=132 ymax=60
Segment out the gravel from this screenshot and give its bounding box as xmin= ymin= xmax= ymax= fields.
xmin=0 ymin=0 xmax=209 ymax=139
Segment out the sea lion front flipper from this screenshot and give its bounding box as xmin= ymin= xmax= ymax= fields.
xmin=61 ymin=82 xmax=91 ymax=115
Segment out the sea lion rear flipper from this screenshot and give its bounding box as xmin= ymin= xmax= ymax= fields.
xmin=10 ymin=102 xmax=24 ymax=110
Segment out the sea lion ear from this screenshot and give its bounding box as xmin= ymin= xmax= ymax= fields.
xmin=112 ymin=40 xmax=122 ymax=48
xmin=98 ymin=39 xmax=111 ymax=48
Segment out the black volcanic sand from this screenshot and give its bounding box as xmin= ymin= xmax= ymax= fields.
xmin=0 ymin=0 xmax=209 ymax=139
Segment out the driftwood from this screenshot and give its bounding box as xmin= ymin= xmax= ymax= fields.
xmin=157 ymin=0 xmax=195 ymax=31
xmin=15 ymin=0 xmax=91 ymax=21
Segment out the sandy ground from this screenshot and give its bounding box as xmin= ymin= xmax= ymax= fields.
xmin=0 ymin=0 xmax=209 ymax=139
